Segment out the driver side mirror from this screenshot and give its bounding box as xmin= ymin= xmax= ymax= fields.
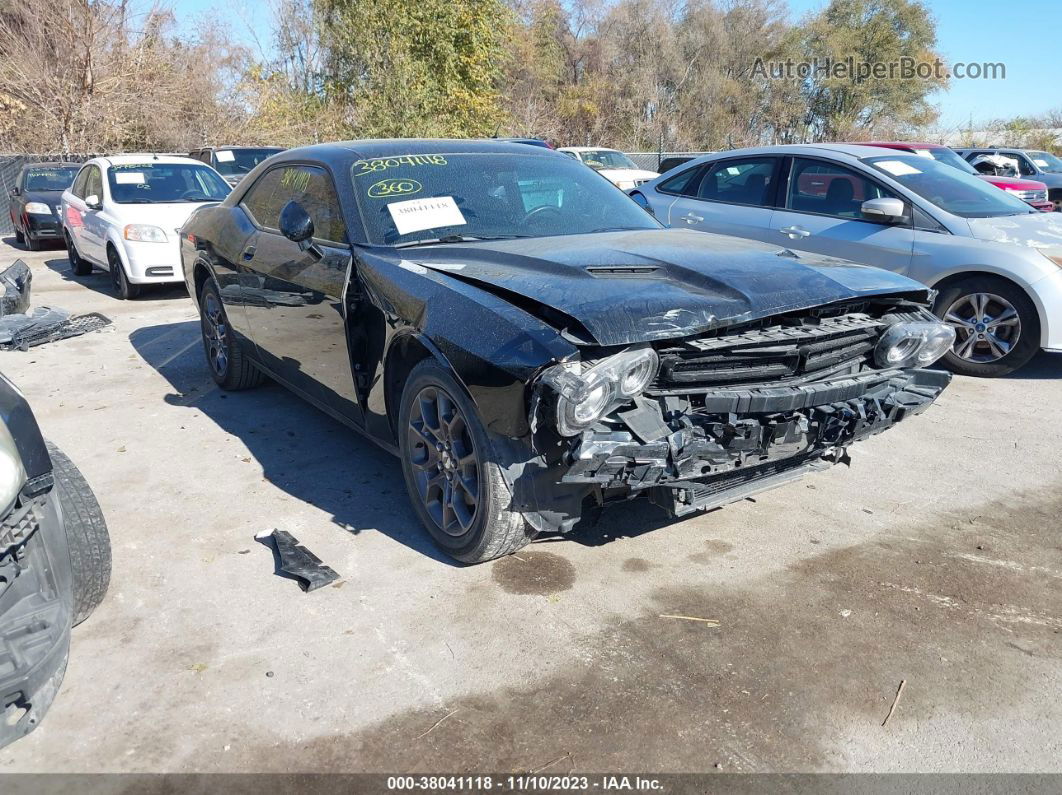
xmin=85 ymin=194 xmax=101 ymax=210
xmin=279 ymin=200 xmax=320 ymax=255
xmin=861 ymin=197 xmax=905 ymax=223
xmin=10 ymin=186 xmax=20 ymax=197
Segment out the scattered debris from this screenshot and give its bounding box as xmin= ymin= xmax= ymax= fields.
xmin=882 ymin=679 xmax=907 ymax=727
xmin=188 ymin=663 xmax=208 ymax=674
xmin=531 ymin=752 xmax=573 ymax=773
xmin=255 ymin=529 xmax=339 ymax=592
xmin=413 ymin=708 xmax=459 ymax=740
xmin=0 ymin=260 xmax=31 ymax=316
xmin=840 ymin=609 xmax=852 ymax=618
xmin=0 ymin=307 xmax=111 ymax=351
xmin=265 ymin=671 xmax=275 ymax=678
xmin=659 ymin=614 xmax=720 ymax=626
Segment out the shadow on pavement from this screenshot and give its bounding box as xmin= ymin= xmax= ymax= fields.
xmin=44 ymin=256 xmax=188 ymax=302
xmin=129 ymin=320 xmax=459 ymax=565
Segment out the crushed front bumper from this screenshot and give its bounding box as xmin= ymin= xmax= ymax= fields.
xmin=560 ymin=367 xmax=950 ymax=516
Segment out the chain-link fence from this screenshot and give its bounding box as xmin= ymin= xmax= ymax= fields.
xmin=1 ymin=154 xmax=96 ymax=237
xmin=625 ymin=151 xmax=715 ymax=172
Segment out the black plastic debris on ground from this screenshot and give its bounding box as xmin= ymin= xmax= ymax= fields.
xmin=0 ymin=258 xmax=111 ymax=351
xmin=0 ymin=260 xmax=31 ymax=316
xmin=255 ymin=529 xmax=340 ymax=592
xmin=0 ymin=309 xmax=111 ymax=351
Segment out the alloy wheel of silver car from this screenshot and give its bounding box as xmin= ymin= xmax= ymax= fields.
xmin=406 ymin=386 xmax=480 ymax=537
xmin=202 ymin=290 xmax=230 ymax=377
xmin=943 ymin=292 xmax=1021 ymax=363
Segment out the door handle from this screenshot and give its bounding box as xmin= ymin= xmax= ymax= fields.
xmin=241 ymin=245 xmax=256 ymax=261
xmin=780 ymin=226 xmax=810 ymax=239
xmin=681 ymin=213 xmax=704 ymax=224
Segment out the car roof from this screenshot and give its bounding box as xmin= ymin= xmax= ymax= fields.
xmin=276 ymin=139 xmax=569 ymax=163
xmin=22 ymin=161 xmax=81 ymax=169
xmin=691 ymin=143 xmax=907 ymax=161
xmin=558 ymin=146 xmax=620 ymax=153
xmin=93 ymin=154 xmax=207 ymax=167
xmin=855 ymin=141 xmax=948 ymax=150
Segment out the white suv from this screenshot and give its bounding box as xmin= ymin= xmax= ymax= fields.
xmin=61 ymin=155 xmax=230 ymax=298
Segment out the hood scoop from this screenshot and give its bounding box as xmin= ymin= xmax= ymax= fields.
xmin=585 ymin=264 xmax=663 ymax=278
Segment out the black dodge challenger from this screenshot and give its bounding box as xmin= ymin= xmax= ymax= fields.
xmin=180 ymin=140 xmax=953 ymax=563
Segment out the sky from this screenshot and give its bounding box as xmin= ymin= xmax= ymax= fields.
xmin=162 ymin=0 xmax=1060 ymax=129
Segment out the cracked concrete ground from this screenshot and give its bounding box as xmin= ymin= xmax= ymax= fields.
xmin=1 ymin=239 xmax=1059 ymax=773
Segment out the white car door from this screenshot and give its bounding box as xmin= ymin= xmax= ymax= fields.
xmin=666 ymin=156 xmax=780 ymax=245
xmin=78 ymin=164 xmax=108 ymax=265
xmin=768 ymin=156 xmax=914 ymax=273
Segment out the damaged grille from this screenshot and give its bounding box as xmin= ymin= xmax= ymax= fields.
xmin=651 ymin=313 xmax=883 ymax=392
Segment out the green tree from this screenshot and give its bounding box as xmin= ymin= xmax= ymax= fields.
xmin=791 ymin=0 xmax=945 ymax=140
xmin=316 ymin=0 xmax=510 ymax=138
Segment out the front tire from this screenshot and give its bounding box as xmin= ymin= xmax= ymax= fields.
xmin=199 ymin=281 xmax=264 ymax=390
xmin=14 ymin=227 xmax=25 ymax=245
xmin=47 ymin=442 xmax=111 ymax=626
xmin=398 ymin=359 xmax=532 ymax=564
xmin=934 ymin=276 xmax=1039 ymax=377
xmin=26 ymin=233 xmax=40 ymax=251
xmin=108 ymin=248 xmax=141 ymax=299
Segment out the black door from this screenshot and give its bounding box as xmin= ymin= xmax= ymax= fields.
xmin=237 ymin=164 xmax=362 ymax=424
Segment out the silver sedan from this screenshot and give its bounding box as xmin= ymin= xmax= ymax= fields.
xmin=632 ymin=144 xmax=1062 ymax=376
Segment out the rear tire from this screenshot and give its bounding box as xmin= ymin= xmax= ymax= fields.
xmin=398 ymin=359 xmax=533 ymax=564
xmin=198 ymin=280 xmax=264 ymax=390
xmin=47 ymin=442 xmax=111 ymax=626
xmin=934 ymin=276 xmax=1039 ymax=377
xmin=66 ymin=233 xmax=92 ymax=276
xmin=108 ymin=247 xmax=140 ymax=299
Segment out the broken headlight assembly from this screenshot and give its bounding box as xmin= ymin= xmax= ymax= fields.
xmin=540 ymin=347 xmax=659 ymax=437
xmin=0 ymin=421 xmax=26 ymax=517
xmin=874 ymin=321 xmax=956 ymax=368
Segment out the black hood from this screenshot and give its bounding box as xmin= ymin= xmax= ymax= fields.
xmin=22 ymin=190 xmax=65 ymax=209
xmin=404 ymin=228 xmax=930 ymax=345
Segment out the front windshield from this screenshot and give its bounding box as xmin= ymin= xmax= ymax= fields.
xmin=107 ymin=163 xmax=231 ymax=204
xmin=912 ymin=147 xmax=978 ymax=175
xmin=24 ymin=166 xmax=79 ymax=191
xmin=578 ymin=150 xmax=638 ymax=170
xmin=867 ymin=155 xmax=1034 ymax=218
xmin=1027 ymin=151 xmax=1062 ymax=174
xmin=351 ymin=151 xmax=660 ymax=246
xmin=213 ymin=148 xmax=283 ymax=177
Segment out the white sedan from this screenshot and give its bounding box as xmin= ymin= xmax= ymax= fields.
xmin=557 ymin=147 xmax=659 ymax=190
xmin=61 ymin=155 xmax=230 ymax=298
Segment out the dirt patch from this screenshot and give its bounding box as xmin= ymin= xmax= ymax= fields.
xmin=688 ymin=539 xmax=734 ymax=564
xmin=199 ymin=489 xmax=1062 ymax=773
xmin=491 ymin=550 xmax=576 ymax=595
xmin=622 ymin=557 xmax=653 ymax=572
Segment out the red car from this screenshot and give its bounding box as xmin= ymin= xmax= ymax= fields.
xmin=855 ymin=142 xmax=1055 ymax=212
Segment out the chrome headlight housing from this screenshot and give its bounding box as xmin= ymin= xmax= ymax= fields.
xmin=24 ymin=202 xmax=52 ymax=215
xmin=0 ymin=421 xmax=26 ymax=516
xmin=540 ymin=347 xmax=659 ymax=437
xmin=874 ymin=321 xmax=956 ymax=368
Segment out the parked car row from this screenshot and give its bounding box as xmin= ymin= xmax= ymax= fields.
xmin=631 ymin=143 xmax=1062 ymax=376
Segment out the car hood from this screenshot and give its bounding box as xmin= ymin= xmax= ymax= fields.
xmin=966 ymin=212 xmax=1062 ymax=256
xmin=978 ymin=175 xmax=1047 ymax=191
xmin=406 ymin=228 xmax=930 ymax=346
xmin=22 ymin=190 xmax=65 ymax=210
xmin=598 ymin=168 xmax=660 ymax=184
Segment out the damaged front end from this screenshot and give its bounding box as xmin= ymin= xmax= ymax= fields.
xmin=527 ymin=301 xmax=952 ymax=527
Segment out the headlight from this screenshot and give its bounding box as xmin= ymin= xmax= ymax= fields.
xmin=0 ymin=422 xmax=26 ymax=516
xmin=541 ymin=347 xmax=659 ymax=437
xmin=124 ymin=224 xmax=168 ymax=243
xmin=874 ymin=321 xmax=956 ymax=368
xmin=24 ymin=201 xmax=51 ymax=215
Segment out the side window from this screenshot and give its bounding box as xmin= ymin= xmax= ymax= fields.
xmin=84 ymin=166 xmax=103 ymax=201
xmin=787 ymin=158 xmax=897 ymax=220
xmin=1013 ymin=155 xmax=1037 ymax=177
xmin=71 ymin=167 xmax=90 ymax=199
xmin=698 ymin=158 xmax=777 ymax=206
xmin=657 ymin=166 xmax=703 ymax=196
xmin=242 ymin=165 xmax=347 ymax=244
xmin=241 ymin=168 xmax=287 ymax=229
